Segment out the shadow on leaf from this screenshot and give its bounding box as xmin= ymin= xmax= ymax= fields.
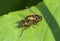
xmin=37 ymin=2 xmax=60 ymax=41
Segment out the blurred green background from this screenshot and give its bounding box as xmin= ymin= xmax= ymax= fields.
xmin=0 ymin=0 xmax=42 ymax=16
xmin=0 ymin=0 xmax=60 ymax=41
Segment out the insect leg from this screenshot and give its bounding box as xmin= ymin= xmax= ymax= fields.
xmin=19 ymin=29 xmax=24 ymax=37
xmin=32 ymin=25 xmax=34 ymax=28
xmin=19 ymin=28 xmax=27 ymax=37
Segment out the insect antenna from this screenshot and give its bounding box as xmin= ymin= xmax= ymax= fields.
xmin=25 ymin=6 xmax=36 ymax=14
xmin=19 ymin=29 xmax=24 ymax=37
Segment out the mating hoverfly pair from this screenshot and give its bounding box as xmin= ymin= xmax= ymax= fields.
xmin=17 ymin=7 xmax=42 ymax=37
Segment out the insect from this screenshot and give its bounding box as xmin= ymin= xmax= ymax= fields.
xmin=17 ymin=14 xmax=42 ymax=37
xmin=25 ymin=7 xmax=42 ymax=24
xmin=24 ymin=14 xmax=42 ymax=25
xmin=17 ymin=7 xmax=42 ymax=37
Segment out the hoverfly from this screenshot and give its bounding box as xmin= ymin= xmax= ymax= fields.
xmin=17 ymin=7 xmax=42 ymax=37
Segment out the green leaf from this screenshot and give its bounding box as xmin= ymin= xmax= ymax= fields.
xmin=0 ymin=0 xmax=60 ymax=41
